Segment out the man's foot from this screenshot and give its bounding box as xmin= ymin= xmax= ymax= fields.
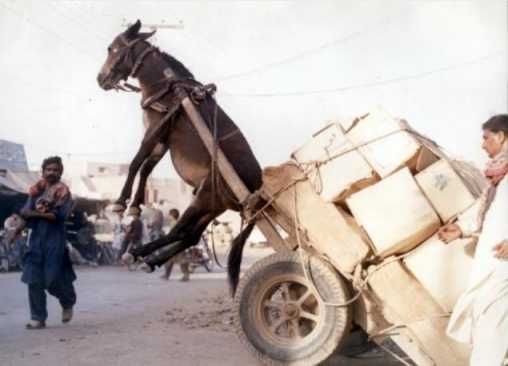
xmin=160 ymin=274 xmax=169 ymax=281
xmin=180 ymin=276 xmax=190 ymax=282
xmin=26 ymin=320 xmax=46 ymax=330
xmin=139 ymin=263 xmax=154 ymax=273
xmin=121 ymin=252 xmax=135 ymax=265
xmin=62 ymin=307 xmax=73 ymax=323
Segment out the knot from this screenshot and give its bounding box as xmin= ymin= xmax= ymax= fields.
xmin=241 ymin=190 xmax=263 ymax=222
xmin=190 ymin=83 xmax=217 ymax=102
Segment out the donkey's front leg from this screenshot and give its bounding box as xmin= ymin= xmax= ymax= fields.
xmin=128 ymin=143 xmax=168 ymax=214
xmin=113 ymin=139 xmax=160 ymax=213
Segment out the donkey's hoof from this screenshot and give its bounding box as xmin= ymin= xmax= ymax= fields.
xmin=140 ymin=263 xmax=154 ymax=273
xmin=127 ymin=206 xmax=141 ymax=216
xmin=121 ymin=253 xmax=135 ymax=265
xmin=111 ymin=203 xmax=126 ymax=213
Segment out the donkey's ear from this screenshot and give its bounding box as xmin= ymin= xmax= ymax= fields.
xmin=125 ymin=20 xmax=141 ymax=39
xmin=138 ymin=30 xmax=156 ymax=42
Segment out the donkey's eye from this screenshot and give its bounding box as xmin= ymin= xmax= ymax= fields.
xmin=107 ymin=46 xmax=112 ymax=53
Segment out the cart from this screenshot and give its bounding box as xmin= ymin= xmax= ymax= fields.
xmin=181 ymin=95 xmax=471 ymax=366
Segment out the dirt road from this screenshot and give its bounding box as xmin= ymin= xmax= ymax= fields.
xmin=0 ymin=247 xmax=404 ymax=366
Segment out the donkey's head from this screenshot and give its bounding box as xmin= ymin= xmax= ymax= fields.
xmin=97 ymin=20 xmax=155 ymax=90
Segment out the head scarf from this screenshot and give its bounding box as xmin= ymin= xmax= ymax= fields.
xmin=28 ymin=179 xmax=70 ymax=208
xmin=484 ymin=141 xmax=508 ymax=186
xmin=476 ymin=141 xmax=508 ymax=230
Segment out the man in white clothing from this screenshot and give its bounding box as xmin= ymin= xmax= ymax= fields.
xmin=439 ymin=114 xmax=508 ymax=366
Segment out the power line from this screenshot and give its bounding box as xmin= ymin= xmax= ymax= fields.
xmin=215 ymin=11 xmax=406 ymax=82
xmin=0 ymin=1 xmax=97 ymax=63
xmin=47 ymin=2 xmax=111 ymax=44
xmin=221 ymin=51 xmax=504 ymax=98
xmin=25 ymin=144 xmax=134 ymax=157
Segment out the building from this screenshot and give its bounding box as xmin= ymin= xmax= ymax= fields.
xmin=0 ymin=139 xmax=29 ymax=173
xmin=67 ymin=161 xmax=193 ymax=211
xmin=0 ymin=140 xmax=39 ymax=224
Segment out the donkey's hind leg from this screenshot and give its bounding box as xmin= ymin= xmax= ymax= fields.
xmin=128 ymin=177 xmax=223 ymax=259
xmin=141 ymin=210 xmax=219 ymax=271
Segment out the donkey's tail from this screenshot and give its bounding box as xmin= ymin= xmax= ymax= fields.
xmin=228 ymin=221 xmax=255 ymax=296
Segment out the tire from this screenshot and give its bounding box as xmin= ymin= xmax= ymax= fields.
xmin=233 ymin=251 xmax=352 ymax=366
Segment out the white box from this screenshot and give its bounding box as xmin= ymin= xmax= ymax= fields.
xmin=346 ymin=108 xmax=422 ymax=178
xmin=404 ymin=234 xmax=476 ymax=313
xmin=346 ymin=167 xmax=440 ymax=257
xmin=292 ymin=123 xmax=377 ymax=202
xmin=415 ymin=159 xmax=476 ymax=222
xmin=368 ymin=259 xmax=469 ymax=365
xmin=262 ymin=163 xmax=371 ymax=272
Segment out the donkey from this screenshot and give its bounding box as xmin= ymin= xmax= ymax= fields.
xmin=97 ymin=20 xmax=262 ymax=293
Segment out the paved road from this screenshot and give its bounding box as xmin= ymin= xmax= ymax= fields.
xmin=0 ymin=248 xmax=404 ymax=366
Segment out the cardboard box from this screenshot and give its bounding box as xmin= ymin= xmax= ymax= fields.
xmin=346 ymin=108 xmax=422 ymax=178
xmin=347 ymin=168 xmax=440 ymax=257
xmin=292 ymin=123 xmax=378 ymax=202
xmin=404 ymin=234 xmax=476 ymax=313
xmin=262 ymin=163 xmax=371 ymax=273
xmin=367 ymin=259 xmax=470 ymax=365
xmin=456 ymin=199 xmax=482 ymax=240
xmin=415 ymin=159 xmax=476 ymax=222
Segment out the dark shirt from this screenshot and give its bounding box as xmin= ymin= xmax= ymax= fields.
xmin=126 ymin=218 xmax=143 ymax=243
xmin=20 ymin=193 xmax=76 ymax=287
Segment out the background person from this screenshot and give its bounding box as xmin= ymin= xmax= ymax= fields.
xmin=160 ymin=208 xmax=191 ymax=281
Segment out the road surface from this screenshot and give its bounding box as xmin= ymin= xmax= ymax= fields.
xmin=0 ymin=247 xmax=406 ymax=366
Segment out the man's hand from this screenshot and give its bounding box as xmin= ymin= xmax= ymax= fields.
xmin=20 ymin=209 xmax=36 ymax=219
xmin=35 ymin=203 xmax=48 ymax=213
xmin=438 ymin=223 xmax=462 ymax=243
xmin=493 ymin=240 xmax=508 ymax=259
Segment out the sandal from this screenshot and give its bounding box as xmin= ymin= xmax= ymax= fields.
xmin=26 ymin=320 xmax=46 ymax=330
xmin=62 ymin=307 xmax=73 ymax=323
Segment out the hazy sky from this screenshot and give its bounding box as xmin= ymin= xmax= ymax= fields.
xmin=0 ymin=0 xmax=506 ymax=178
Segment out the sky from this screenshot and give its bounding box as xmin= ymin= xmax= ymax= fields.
xmin=0 ymin=0 xmax=506 ymax=178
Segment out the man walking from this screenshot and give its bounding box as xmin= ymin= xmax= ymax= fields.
xmin=20 ymin=156 xmax=76 ymax=329
xmin=160 ymin=208 xmax=191 ymax=281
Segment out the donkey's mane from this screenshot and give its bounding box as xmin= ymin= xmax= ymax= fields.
xmin=159 ymin=51 xmax=194 ymax=79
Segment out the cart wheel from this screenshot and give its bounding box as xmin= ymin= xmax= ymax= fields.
xmin=233 ymin=251 xmax=352 ymax=366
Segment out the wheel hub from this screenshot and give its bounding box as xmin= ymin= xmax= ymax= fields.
xmin=283 ymin=303 xmax=300 ymax=319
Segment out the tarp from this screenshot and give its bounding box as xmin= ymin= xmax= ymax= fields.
xmin=0 ymin=170 xmax=38 ymax=193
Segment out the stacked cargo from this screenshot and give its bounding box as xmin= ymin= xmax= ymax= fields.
xmin=263 ymin=107 xmax=487 ymax=365
xmin=287 ymin=107 xmax=484 ymax=260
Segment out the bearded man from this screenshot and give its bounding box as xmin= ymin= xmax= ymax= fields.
xmin=20 ymin=156 xmax=76 ymax=329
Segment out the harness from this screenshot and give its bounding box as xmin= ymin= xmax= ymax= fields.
xmin=112 ymin=36 xmax=242 ymax=210
xmin=108 ymin=33 xmax=157 ymax=92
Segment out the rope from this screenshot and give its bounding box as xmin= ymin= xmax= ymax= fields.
xmin=290 ymin=172 xmax=449 ymax=308
xmin=244 ymin=123 xmax=442 ymax=227
xmin=374 ymin=342 xmax=414 ymax=366
xmin=297 ymin=125 xmax=440 ymax=194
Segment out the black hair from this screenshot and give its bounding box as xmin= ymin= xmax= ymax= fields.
xmin=482 ymin=114 xmax=508 ymax=136
xmin=41 ymin=156 xmax=64 ymax=173
xmin=169 ymin=208 xmax=180 ymax=220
